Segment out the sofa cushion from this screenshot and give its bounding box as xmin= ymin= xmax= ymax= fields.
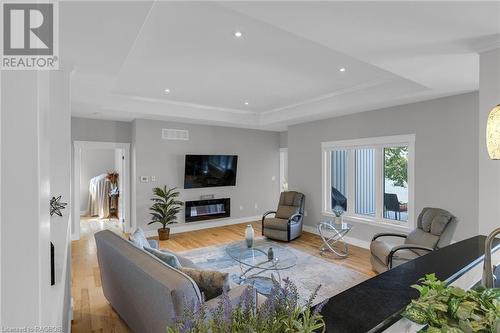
xmin=430 ymin=214 xmax=452 ymax=236
xmin=276 ymin=205 xmax=298 ymax=219
xmin=405 ymin=229 xmax=439 ymax=254
xmin=144 ymin=247 xmax=182 ymax=269
xmin=418 ymin=208 xmax=453 ymax=235
xmin=370 ymin=239 xmax=420 ymax=266
xmin=263 ymin=217 xmax=289 ymax=231
xmin=158 ymin=248 xmax=199 ymax=268
xmin=180 ymin=267 xmax=229 ymax=301
xmin=420 ymin=209 xmax=435 ymax=232
xmin=129 ymin=228 xmax=150 ymax=249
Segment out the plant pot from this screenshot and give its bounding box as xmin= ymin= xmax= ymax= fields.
xmin=158 ymin=227 xmax=170 ymax=241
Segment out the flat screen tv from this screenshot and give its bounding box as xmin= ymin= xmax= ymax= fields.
xmin=184 ymin=155 xmax=238 ymax=189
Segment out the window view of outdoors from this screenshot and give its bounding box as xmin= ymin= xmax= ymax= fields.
xmin=331 ymin=150 xmax=347 ymax=211
xmin=384 ymin=147 xmax=409 ymax=221
xmin=355 ymin=149 xmax=376 ymax=217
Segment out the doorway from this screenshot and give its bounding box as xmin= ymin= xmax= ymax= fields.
xmin=280 ymin=148 xmax=288 ymax=192
xmin=72 ymin=141 xmax=131 ymax=240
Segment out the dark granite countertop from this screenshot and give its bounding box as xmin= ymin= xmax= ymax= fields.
xmin=320 ymin=235 xmax=499 ymax=333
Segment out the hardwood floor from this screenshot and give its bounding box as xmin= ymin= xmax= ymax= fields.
xmin=71 ymin=219 xmax=375 ymax=332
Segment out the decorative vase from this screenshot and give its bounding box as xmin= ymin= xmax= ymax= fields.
xmin=267 ymin=247 xmax=274 ymax=261
xmin=158 ymin=227 xmax=170 ymax=241
xmin=245 ymin=225 xmax=254 ymax=248
xmin=335 ymin=216 xmax=343 ymax=225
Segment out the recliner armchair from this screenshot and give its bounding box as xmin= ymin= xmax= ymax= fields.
xmin=370 ymin=207 xmax=457 ymax=273
xmin=262 ymin=191 xmax=305 ymax=242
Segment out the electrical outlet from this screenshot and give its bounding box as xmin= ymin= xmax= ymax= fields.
xmin=139 ymin=176 xmax=149 ymax=183
xmin=304 ymin=210 xmax=308 ymax=217
xmin=151 ymin=176 xmax=157 ymax=182
xmin=239 ymin=205 xmax=244 ymax=211
xmin=254 ymin=203 xmax=258 ymax=209
xmin=271 ymin=176 xmax=276 ymax=181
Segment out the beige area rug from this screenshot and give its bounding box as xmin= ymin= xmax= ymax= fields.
xmin=179 ymin=241 xmax=368 ymax=305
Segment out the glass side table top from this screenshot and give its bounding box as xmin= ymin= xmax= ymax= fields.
xmin=319 ymin=221 xmax=353 ymax=232
xmin=225 ymin=239 xmax=297 ymax=271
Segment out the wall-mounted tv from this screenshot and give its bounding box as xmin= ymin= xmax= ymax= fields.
xmin=184 ymin=155 xmax=238 ymax=189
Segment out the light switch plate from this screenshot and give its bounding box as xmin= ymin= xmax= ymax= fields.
xmin=139 ymin=176 xmax=149 ymax=183
xmin=151 ymin=176 xmax=157 ymax=182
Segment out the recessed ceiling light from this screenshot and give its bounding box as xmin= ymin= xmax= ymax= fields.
xmin=164 ymin=88 xmax=170 ymax=94
xmin=339 ymin=67 xmax=346 ymax=72
xmin=244 ymin=101 xmax=249 ymax=106
xmin=234 ymin=31 xmax=243 ymax=38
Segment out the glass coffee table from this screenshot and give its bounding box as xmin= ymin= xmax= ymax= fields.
xmin=225 ymin=239 xmax=297 ymax=294
xmin=317 ymin=221 xmax=353 ymax=258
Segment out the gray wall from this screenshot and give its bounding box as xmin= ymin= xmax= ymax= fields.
xmin=72 ymin=117 xmax=132 ymax=143
xmin=279 ymin=131 xmax=288 ymax=148
xmin=79 ymin=148 xmax=117 ymax=212
xmin=288 ymin=92 xmax=479 ymax=243
xmin=133 ymin=119 xmax=280 ymax=231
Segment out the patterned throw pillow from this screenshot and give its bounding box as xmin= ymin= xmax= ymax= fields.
xmin=180 ymin=267 xmax=230 ymax=301
xmin=144 ymin=247 xmax=182 ymax=269
xmin=129 ymin=228 xmax=150 ymax=249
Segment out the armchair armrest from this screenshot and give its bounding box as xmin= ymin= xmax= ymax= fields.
xmin=288 ymin=213 xmax=303 ymax=224
xmin=204 ymin=285 xmax=256 ymax=311
xmin=372 ymin=232 xmax=408 ymax=242
xmin=262 ymin=211 xmax=277 ymax=220
xmin=388 ymin=244 xmax=434 ymax=269
xmin=262 ymin=211 xmax=277 ymax=236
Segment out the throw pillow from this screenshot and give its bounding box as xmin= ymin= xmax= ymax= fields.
xmin=180 ymin=267 xmax=229 ymax=301
xmin=144 ymin=246 xmax=182 ymax=269
xmin=129 ymin=228 xmax=150 ymax=249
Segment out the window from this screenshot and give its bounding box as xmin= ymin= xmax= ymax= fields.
xmin=322 ymin=135 xmax=414 ymax=229
xmin=331 ymin=150 xmax=347 ymax=211
xmin=355 ymin=149 xmax=376 ymax=217
xmin=384 ymin=147 xmax=408 ymax=222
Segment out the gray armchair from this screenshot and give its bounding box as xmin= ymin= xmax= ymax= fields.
xmin=370 ymin=207 xmax=457 ymax=273
xmin=262 ymin=191 xmax=305 ymax=242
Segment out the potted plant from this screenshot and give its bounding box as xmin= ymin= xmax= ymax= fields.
xmin=403 ymin=273 xmax=500 ymax=332
xmin=333 ymin=205 xmax=345 ymax=224
xmin=148 ymin=186 xmax=183 ymax=240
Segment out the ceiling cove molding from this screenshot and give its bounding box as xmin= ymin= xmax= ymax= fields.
xmin=101 ymin=94 xmax=261 ymax=127
xmin=121 ymin=94 xmax=257 ymax=115
xmin=262 ymin=77 xmax=398 ymax=115
xmin=473 ymin=38 xmax=500 ymax=53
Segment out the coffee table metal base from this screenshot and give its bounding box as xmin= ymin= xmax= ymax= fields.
xmin=237 ymin=250 xmax=282 ymax=295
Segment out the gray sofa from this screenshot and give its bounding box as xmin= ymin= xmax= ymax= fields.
xmin=94 ymin=230 xmax=250 ymax=333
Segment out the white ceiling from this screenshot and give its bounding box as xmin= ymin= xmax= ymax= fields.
xmin=63 ymin=1 xmax=500 ymax=131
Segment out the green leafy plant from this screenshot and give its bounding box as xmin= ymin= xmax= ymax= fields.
xmin=148 ymin=186 xmax=183 ymax=229
xmin=384 ymin=147 xmax=408 ymax=188
xmin=403 ymin=273 xmax=500 ymax=333
xmin=167 ymin=277 xmax=327 ymax=333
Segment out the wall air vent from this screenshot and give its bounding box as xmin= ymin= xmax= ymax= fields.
xmin=162 ymin=129 xmax=189 ymax=141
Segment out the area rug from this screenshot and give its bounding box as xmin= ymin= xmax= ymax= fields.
xmin=178 ymin=241 xmax=368 ymax=305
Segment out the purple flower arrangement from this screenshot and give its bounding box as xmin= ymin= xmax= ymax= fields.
xmin=167 ymin=277 xmax=327 ymax=333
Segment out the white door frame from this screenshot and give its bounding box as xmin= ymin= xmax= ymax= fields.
xmin=72 ymin=141 xmax=131 ymax=240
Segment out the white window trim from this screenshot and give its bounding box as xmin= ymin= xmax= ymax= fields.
xmin=321 ymin=134 xmax=416 ymax=231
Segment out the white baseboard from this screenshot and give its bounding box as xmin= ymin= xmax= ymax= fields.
xmin=143 ymin=215 xmax=261 ymax=237
xmin=302 ymin=225 xmax=371 ymax=249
